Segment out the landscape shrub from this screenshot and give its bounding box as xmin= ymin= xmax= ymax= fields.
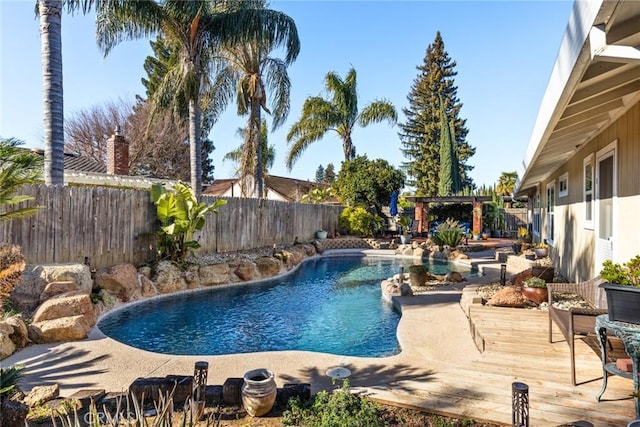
xmin=431 ymin=218 xmax=464 ymax=247
xmin=283 ymin=380 xmax=384 ymax=426
xmin=338 ymin=207 xmax=383 ymax=237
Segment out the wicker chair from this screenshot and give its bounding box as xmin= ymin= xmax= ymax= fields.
xmin=547 ymin=276 xmax=608 ymax=385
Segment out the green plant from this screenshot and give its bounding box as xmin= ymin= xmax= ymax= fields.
xmin=600 ymin=255 xmax=640 ymax=286
xmin=408 ymin=264 xmax=429 ymax=274
xmin=0 ymin=364 xmax=24 ymax=399
xmin=301 ymin=188 xmax=334 ymax=204
xmin=517 ymin=226 xmax=529 ymax=240
xmin=522 ymin=277 xmax=547 ymax=288
xmin=151 ymin=182 xmax=227 ymax=261
xmin=338 ymin=207 xmax=383 ymax=237
xmin=0 ymin=137 xmax=44 ymax=223
xmin=431 ymin=218 xmax=464 ymax=247
xmin=282 ymin=380 xmax=384 ymax=426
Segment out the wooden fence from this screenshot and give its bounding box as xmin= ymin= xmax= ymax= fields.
xmin=503 ymin=208 xmax=528 ymax=236
xmin=1 ymin=185 xmax=342 ymax=268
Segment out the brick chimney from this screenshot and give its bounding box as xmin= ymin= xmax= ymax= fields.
xmin=107 ymin=126 xmax=129 ymax=175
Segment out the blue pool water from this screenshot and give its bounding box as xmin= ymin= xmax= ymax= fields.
xmin=98 ymin=256 xmax=474 ymax=357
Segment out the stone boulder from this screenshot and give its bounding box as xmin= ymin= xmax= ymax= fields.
xmin=255 ymin=257 xmax=282 ymax=278
xmin=487 ymin=286 xmax=528 ymax=308
xmin=140 ymin=275 xmax=157 ymax=297
xmin=0 ymin=399 xmax=29 ymax=427
xmin=29 ymin=315 xmax=95 ymax=343
xmin=184 ymin=264 xmax=201 ymax=289
xmin=444 ymin=271 xmax=465 ymax=283
xmin=29 ymin=292 xmax=96 ymax=343
xmin=152 ymin=261 xmax=187 ymax=294
xmin=381 ymin=279 xmax=413 ymax=298
xmin=39 ymin=281 xmax=79 ymax=302
xmin=234 ymin=262 xmax=259 ymax=281
xmin=199 ymin=264 xmax=231 ymax=286
xmin=13 ymin=263 xmax=92 ymax=313
xmin=301 ymin=244 xmax=317 ymax=257
xmin=32 ymin=291 xmax=95 ymax=322
xmin=282 ymin=247 xmax=306 ymax=269
xmin=0 ymin=322 xmax=16 ymax=359
xmin=23 ymin=384 xmax=59 ymax=407
xmin=1 ymin=315 xmax=28 ymax=348
xmin=94 ymin=264 xmax=141 ymax=302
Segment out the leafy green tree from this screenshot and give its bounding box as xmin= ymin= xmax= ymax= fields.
xmin=211 ymin=0 xmax=299 ymax=197
xmin=300 ymin=188 xmax=334 ymax=204
xmin=0 ymin=138 xmax=44 ymax=222
xmin=285 ymin=68 xmax=397 ymax=170
xmin=324 ymin=163 xmax=336 ymax=184
xmin=37 ymin=0 xmax=96 ymax=185
xmin=315 ymin=165 xmax=325 ymax=183
xmin=332 ymin=156 xmax=405 ymax=218
xmin=398 ymin=31 xmax=475 ymax=196
xmin=223 ymin=120 xmax=275 ymax=178
xmin=96 ymin=1 xmax=299 ymax=196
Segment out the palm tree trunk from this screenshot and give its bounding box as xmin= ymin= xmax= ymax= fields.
xmin=342 ymin=135 xmax=354 ymax=161
xmin=39 ymin=0 xmax=64 ymax=186
xmin=251 ymin=99 xmax=263 ymax=199
xmin=188 ymin=97 xmax=202 ymax=196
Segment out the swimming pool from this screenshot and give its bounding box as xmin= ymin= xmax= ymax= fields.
xmin=98 ymin=256 xmax=475 ymax=357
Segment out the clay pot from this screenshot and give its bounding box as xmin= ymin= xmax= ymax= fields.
xmin=521 ymin=286 xmax=548 ymax=305
xmin=242 ymin=368 xmax=277 ymax=417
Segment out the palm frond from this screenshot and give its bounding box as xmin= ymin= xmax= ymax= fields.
xmin=357 ymin=100 xmax=398 ymax=127
xmin=262 ymin=57 xmax=290 ymax=129
xmin=96 ymin=1 xmax=164 ymax=57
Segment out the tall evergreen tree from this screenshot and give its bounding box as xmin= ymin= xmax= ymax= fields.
xmin=398 ymin=31 xmax=475 ymax=196
xmin=324 ymin=163 xmax=336 ymax=184
xmin=315 ymin=165 xmax=325 ymax=183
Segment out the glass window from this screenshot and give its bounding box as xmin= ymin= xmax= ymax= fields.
xmin=584 ymin=156 xmax=594 ymax=228
xmin=546 ymin=183 xmax=555 ymax=243
xmin=559 ymin=173 xmax=568 ymax=198
xmin=532 ymin=192 xmax=541 ymax=235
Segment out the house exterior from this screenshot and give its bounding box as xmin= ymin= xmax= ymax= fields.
xmin=29 ymin=132 xmax=177 ymax=189
xmin=515 ymin=0 xmax=640 ymax=282
xmin=203 ymin=175 xmax=337 ymax=203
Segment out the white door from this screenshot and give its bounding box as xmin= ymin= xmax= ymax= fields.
xmin=595 ymin=146 xmax=616 ymax=268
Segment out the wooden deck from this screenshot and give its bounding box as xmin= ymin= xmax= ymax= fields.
xmin=369 ymin=300 xmax=636 ymax=426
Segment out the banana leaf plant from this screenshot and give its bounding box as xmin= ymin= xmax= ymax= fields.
xmin=151 ymin=182 xmax=226 ymax=261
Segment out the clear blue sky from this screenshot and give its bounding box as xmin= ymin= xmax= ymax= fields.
xmin=0 ymin=0 xmax=574 ymax=189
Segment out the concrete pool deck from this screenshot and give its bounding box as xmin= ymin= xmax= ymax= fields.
xmin=3 ymin=245 xmax=511 ymax=416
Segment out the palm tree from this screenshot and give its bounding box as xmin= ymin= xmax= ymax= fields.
xmin=211 ymin=5 xmax=298 ymax=198
xmin=0 ymin=138 xmax=44 ymax=222
xmin=96 ymin=0 xmax=299 ymax=196
xmin=496 ymin=171 xmax=518 ymax=196
xmin=37 ymin=0 xmax=95 ymax=186
xmin=223 ymin=120 xmax=275 ymax=183
xmin=285 ymin=67 xmax=398 ymax=171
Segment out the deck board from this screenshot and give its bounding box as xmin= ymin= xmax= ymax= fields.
xmin=366 ymin=293 xmax=636 ymax=426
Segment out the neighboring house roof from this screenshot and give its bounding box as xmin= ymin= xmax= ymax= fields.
xmin=203 ymin=175 xmax=336 ymax=203
xmin=516 ymin=0 xmax=640 ymax=194
xmin=27 ymin=148 xmax=177 ymax=189
xmin=26 ymin=148 xmax=107 ymax=173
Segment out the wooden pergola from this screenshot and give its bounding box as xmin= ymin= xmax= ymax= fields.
xmin=404 ymin=195 xmax=493 ymax=235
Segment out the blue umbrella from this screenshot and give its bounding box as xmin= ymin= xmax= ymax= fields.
xmin=389 ymin=190 xmax=398 ymax=216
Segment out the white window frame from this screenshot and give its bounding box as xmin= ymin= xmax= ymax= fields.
xmin=584 ymin=154 xmax=594 ymax=229
xmin=558 ymin=172 xmax=568 ymax=198
xmin=532 ymin=191 xmax=541 ymax=236
xmin=546 ymin=182 xmax=555 ymax=245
